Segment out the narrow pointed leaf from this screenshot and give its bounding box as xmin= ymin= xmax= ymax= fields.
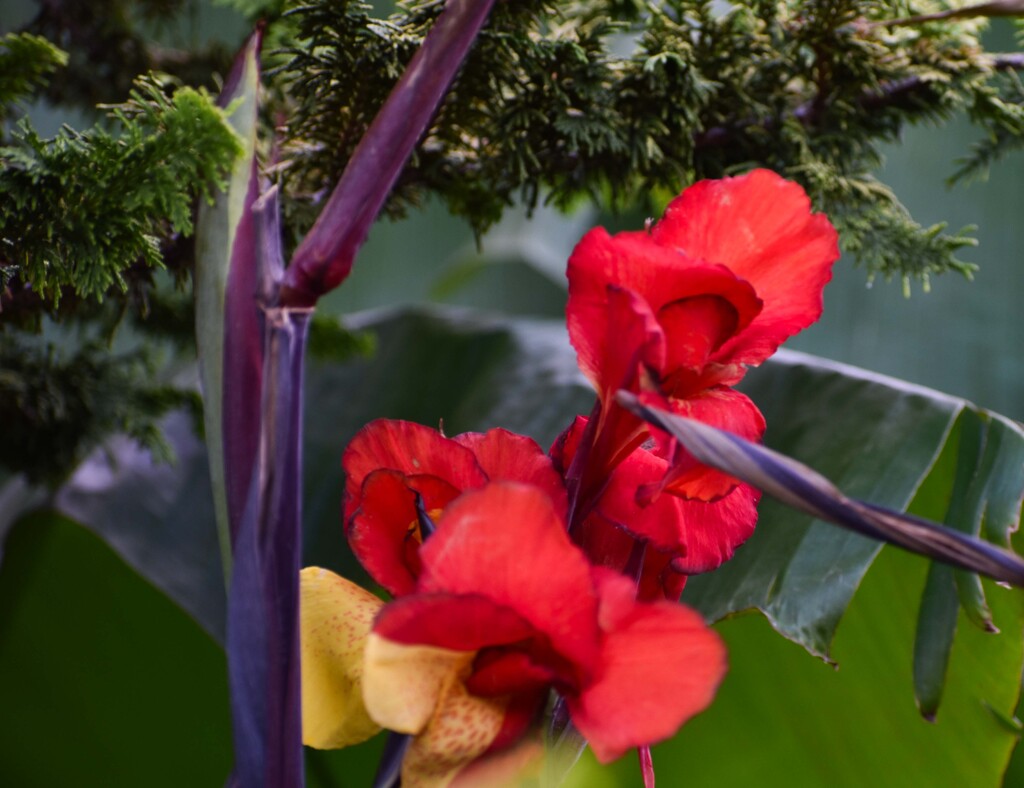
xmin=616 ymin=391 xmax=1024 ymax=586
xmin=908 ymin=421 xmax=965 ymax=720
xmin=912 ymin=409 xmax=1024 ymax=716
xmin=914 ymin=563 xmax=959 ymax=720
xmin=281 ymin=0 xmax=498 ymax=306
xmin=194 ymin=29 xmax=263 ymax=576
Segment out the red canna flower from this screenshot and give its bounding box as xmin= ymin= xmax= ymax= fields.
xmin=568 ymin=169 xmax=838 ymax=407
xmin=562 ymin=169 xmax=838 ymax=559
xmin=370 ymin=483 xmax=725 ymax=765
xmin=302 ymin=483 xmax=726 ymax=785
xmin=342 ymin=419 xmax=567 ymax=595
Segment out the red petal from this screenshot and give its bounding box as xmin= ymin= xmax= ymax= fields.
xmin=571 ymin=510 xmax=687 ymax=601
xmin=549 ymin=415 xmax=588 ymax=475
xmin=567 ymin=260 xmax=666 ymax=402
xmin=483 ymin=691 xmax=546 ymax=754
xmin=418 ymin=483 xmax=602 ymax=678
xmin=466 ymin=649 xmax=556 ymax=697
xmin=348 ymin=470 xmax=462 ymax=596
xmin=454 ymin=429 xmax=568 ymax=518
xmin=596 ymin=437 xmax=762 ymax=574
xmin=657 ymin=295 xmax=741 ymax=373
xmin=567 ymin=228 xmax=762 ymax=398
xmin=575 ymin=509 xmax=638 ymax=573
xmin=374 ymin=596 xmax=570 ymax=704
xmin=652 ymin=169 xmax=839 ymax=368
xmin=662 ymin=485 xmax=761 ymax=574
xmin=374 ymin=592 xmax=536 ymax=651
xmin=342 ymin=419 xmax=487 ymax=518
xmin=568 ymin=571 xmax=727 ymax=763
xmin=637 ymin=548 xmax=688 ymax=602
xmin=643 ymin=386 xmax=766 ymax=501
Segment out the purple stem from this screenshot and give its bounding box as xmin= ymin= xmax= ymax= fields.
xmin=280 ymin=0 xmax=498 ymax=307
xmin=227 ymin=306 xmax=312 ymax=788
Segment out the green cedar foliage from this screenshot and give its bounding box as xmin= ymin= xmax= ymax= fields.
xmin=1 ymin=77 xmax=242 ymax=305
xmin=0 ymin=27 xmax=239 ymax=486
xmin=277 ymin=0 xmax=1023 ymax=286
xmin=0 ymin=34 xmax=68 ymax=123
xmin=0 ymin=334 xmax=201 ymax=486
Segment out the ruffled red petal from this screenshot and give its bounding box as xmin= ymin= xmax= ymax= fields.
xmin=567 ymin=262 xmax=666 ymax=403
xmin=374 ymin=592 xmax=536 ymax=651
xmin=466 ymin=649 xmax=557 ymax=698
xmin=573 ymin=510 xmax=688 ymax=600
xmin=595 ymin=426 xmax=762 ymax=574
xmin=418 ymin=483 xmax=602 ymax=679
xmin=568 ymin=570 xmax=727 ymax=763
xmin=567 ymin=228 xmax=762 ymax=399
xmin=453 ymin=429 xmax=568 ymax=518
xmin=652 ymin=169 xmax=839 ymax=368
xmin=342 ymin=419 xmax=487 ymax=518
xmin=640 ymin=386 xmax=765 ymax=502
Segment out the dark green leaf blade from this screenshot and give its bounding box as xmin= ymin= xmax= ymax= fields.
xmin=0 ymin=512 xmax=231 ymax=787
xmin=685 ymin=349 xmax=965 ymax=657
xmin=566 ymin=540 xmax=1024 ymax=787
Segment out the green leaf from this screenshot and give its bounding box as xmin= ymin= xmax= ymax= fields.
xmin=567 ymin=538 xmax=1024 ymax=787
xmin=0 ymin=511 xmax=231 ymax=787
xmin=686 ymin=350 xmax=966 ymax=658
xmin=53 ymin=413 xmax=226 ymax=642
xmin=913 ymin=409 xmax=1024 ymax=716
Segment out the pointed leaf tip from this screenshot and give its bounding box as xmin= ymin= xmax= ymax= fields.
xmin=195 ymin=26 xmax=264 ymax=575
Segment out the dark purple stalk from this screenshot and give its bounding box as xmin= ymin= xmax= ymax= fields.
xmin=227 ymin=305 xmax=312 ymax=788
xmin=280 ymin=0 xmax=498 ymax=307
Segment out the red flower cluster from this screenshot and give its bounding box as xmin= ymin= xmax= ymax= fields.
xmin=301 ymin=170 xmax=839 ymax=786
xmin=562 ymin=169 xmax=838 ymax=590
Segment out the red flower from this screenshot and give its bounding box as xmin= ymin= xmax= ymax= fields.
xmin=554 ymin=414 xmax=761 ymax=593
xmin=568 ymin=169 xmax=838 ymax=405
xmin=364 ymin=482 xmax=727 ymax=765
xmin=563 ymin=169 xmax=838 ymax=546
xmin=342 ymin=419 xmax=567 ymax=595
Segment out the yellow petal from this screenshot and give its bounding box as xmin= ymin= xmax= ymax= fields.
xmin=449 ymin=735 xmax=545 ymax=788
xmin=364 ymin=634 xmax=511 ymax=788
xmin=300 ymin=566 xmax=383 ymax=749
xmin=363 ymin=633 xmax=475 ymax=734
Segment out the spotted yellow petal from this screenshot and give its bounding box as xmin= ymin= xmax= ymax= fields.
xmin=364 ymin=633 xmax=510 ymax=787
xmin=448 ymin=733 xmax=545 ymax=788
xmin=300 ymin=566 xmax=383 ymax=748
xmin=363 ymin=633 xmax=475 ymax=734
